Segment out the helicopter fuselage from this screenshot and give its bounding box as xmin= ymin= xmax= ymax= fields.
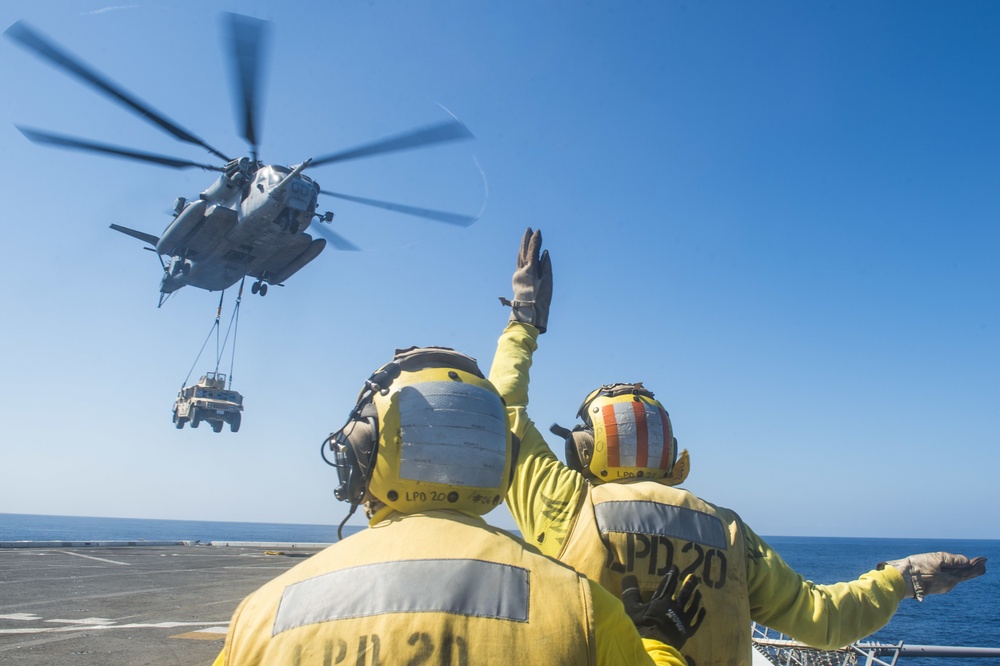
xmin=156 ymin=162 xmax=326 ymax=297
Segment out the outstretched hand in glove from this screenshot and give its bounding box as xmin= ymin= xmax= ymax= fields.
xmin=878 ymin=552 xmax=986 ymax=601
xmin=621 ymin=566 xmax=706 ymax=650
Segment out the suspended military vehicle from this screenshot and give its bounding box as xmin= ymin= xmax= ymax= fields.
xmin=173 ymin=372 xmax=243 ymax=433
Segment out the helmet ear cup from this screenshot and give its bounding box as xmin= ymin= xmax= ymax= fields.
xmin=564 ymin=433 xmax=582 ymax=472
xmin=554 ymin=423 xmax=592 ymax=475
xmin=568 ymin=429 xmax=595 ymax=475
xmin=333 ymin=416 xmax=377 ymax=505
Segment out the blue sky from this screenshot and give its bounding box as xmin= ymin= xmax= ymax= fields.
xmin=1 ymin=1 xmax=996 ymax=540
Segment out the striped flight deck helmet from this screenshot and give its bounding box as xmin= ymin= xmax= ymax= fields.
xmin=324 ymin=347 xmax=515 ymax=526
xmin=552 ymin=383 xmax=689 ymax=485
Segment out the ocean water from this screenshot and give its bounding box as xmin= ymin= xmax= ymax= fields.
xmin=2 ymin=514 xmax=997 ymax=664
xmin=0 ymin=512 xmax=361 ymax=544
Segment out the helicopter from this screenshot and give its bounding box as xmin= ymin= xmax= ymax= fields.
xmin=5 ymin=14 xmax=478 ymax=306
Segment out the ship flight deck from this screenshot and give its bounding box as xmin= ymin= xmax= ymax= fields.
xmin=0 ymin=541 xmax=325 ymax=665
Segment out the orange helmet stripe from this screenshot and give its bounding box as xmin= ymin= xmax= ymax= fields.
xmin=601 ymin=403 xmax=620 ymax=467
xmin=632 ymin=400 xmax=649 ymax=468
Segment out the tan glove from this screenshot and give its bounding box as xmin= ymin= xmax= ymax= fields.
xmin=499 ymin=228 xmax=552 ymax=333
xmin=877 ymin=552 xmax=986 ymax=601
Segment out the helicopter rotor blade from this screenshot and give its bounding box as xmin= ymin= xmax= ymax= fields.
xmin=308 ymin=222 xmax=361 ymax=252
xmin=4 ymin=21 xmax=231 ymax=162
xmin=319 ymin=190 xmax=478 ymax=227
xmin=17 ymin=126 xmax=224 ymax=171
xmin=223 ymin=13 xmax=269 ymax=160
xmin=309 ymin=120 xmax=474 ymax=168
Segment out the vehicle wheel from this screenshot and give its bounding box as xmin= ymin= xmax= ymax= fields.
xmin=190 ymin=408 xmax=200 ymax=428
xmin=174 ymin=414 xmax=184 ymax=429
xmin=211 ymin=421 xmax=223 ymax=433
xmin=251 ymin=281 xmax=260 ymax=295
xmin=259 ymin=283 xmax=268 ymax=296
xmin=230 ymin=413 xmax=241 ymax=433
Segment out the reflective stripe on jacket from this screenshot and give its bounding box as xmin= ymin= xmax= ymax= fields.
xmin=214 ymin=509 xmax=685 ymax=666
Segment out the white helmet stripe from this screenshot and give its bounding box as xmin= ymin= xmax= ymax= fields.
xmin=612 ymin=402 xmax=638 ymax=467
xmin=645 ymin=403 xmax=666 ymax=467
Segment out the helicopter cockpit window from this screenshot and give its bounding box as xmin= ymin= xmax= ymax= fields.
xmin=268 ymin=167 xmax=290 ymax=187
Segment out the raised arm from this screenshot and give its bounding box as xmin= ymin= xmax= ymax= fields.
xmin=490 ymin=229 xmax=585 ymax=557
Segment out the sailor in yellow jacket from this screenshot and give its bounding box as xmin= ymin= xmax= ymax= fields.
xmin=214 ymin=346 xmax=704 ymax=666
xmin=490 ymin=228 xmax=987 ymax=666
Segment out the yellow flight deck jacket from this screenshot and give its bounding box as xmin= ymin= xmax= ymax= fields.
xmin=489 ymin=322 xmax=907 ymax=666
xmin=213 ymin=509 xmax=686 ymax=666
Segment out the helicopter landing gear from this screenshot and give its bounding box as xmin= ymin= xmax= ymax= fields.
xmin=251 ymin=280 xmax=268 ymax=296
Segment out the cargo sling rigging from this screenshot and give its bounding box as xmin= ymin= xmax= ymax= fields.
xmin=183 ymin=277 xmax=245 ymax=391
